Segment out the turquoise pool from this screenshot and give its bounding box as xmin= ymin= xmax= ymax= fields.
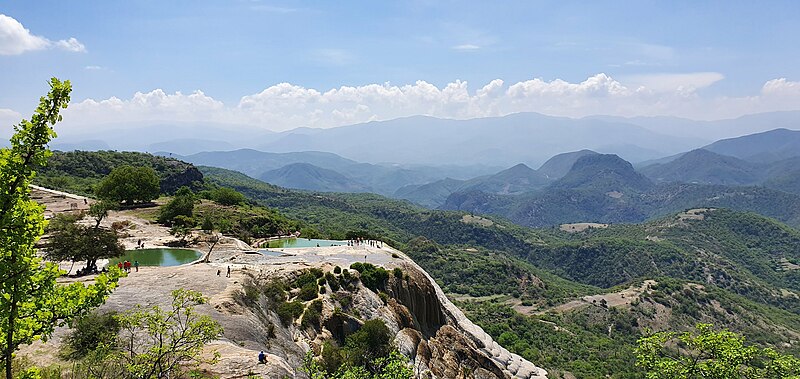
xmin=110 ymin=248 xmax=202 ymax=267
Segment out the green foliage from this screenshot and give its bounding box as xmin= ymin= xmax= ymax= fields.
xmin=302 ymin=319 xmax=410 ymax=379
xmin=113 ymin=289 xmax=223 ymax=379
xmin=344 ymin=319 xmax=393 ymax=368
xmin=349 ymin=263 xmax=389 ymax=292
xmin=60 ymin=311 xmax=119 ymax=360
xmin=95 ymin=165 xmax=160 ymax=205
xmin=158 ymin=186 xmax=195 ymax=225
xmin=201 ymin=215 xmax=214 ymax=231
xmin=277 ymin=300 xmax=305 ymax=326
xmin=209 ymin=186 xmax=246 ymax=206
xmin=35 ymin=150 xmax=203 ymax=197
xmin=0 ymin=78 xmax=122 ymax=379
xmin=302 ymin=300 xmax=323 ymax=329
xmin=44 ymin=213 xmax=126 ymax=273
xmin=636 ymin=324 xmax=800 ymax=379
xmin=87 ymin=200 xmax=117 ymax=228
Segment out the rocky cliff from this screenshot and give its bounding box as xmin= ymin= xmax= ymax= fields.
xmin=91 ymin=237 xmax=547 ymax=378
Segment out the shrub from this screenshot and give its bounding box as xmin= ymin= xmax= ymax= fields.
xmin=333 ymin=266 xmax=342 ymax=274
xmin=350 ymin=263 xmax=389 ymax=292
xmin=60 ymin=311 xmax=119 ymax=360
xmin=211 ymin=187 xmax=246 ymax=206
xmin=276 ymin=301 xmax=304 ymax=326
xmin=301 ymin=300 xmax=323 ymax=329
xmin=392 ymin=268 xmax=403 ymax=279
xmin=298 ymin=282 xmax=319 ymax=301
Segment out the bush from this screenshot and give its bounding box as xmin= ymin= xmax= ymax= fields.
xmin=344 ymin=319 xmax=392 ymax=367
xmin=60 ymin=311 xmax=119 ymax=360
xmin=393 ymin=268 xmax=403 ymax=279
xmin=350 ymin=263 xmax=390 ymax=292
xmin=298 ymin=282 xmax=319 ymax=301
xmin=302 ymin=300 xmax=323 ymax=329
xmin=325 ymin=272 xmax=340 ymax=291
xmin=333 ymin=266 xmax=342 ymax=274
xmin=211 ymin=187 xmax=246 ymax=206
xmin=158 ymin=186 xmax=195 ymax=225
xmin=276 ymin=301 xmax=304 ymax=326
xmin=263 ymin=279 xmax=288 ymax=304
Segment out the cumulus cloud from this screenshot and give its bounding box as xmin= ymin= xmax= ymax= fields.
xmin=50 ymin=74 xmax=800 ymax=132
xmin=0 ymin=14 xmax=86 ymax=55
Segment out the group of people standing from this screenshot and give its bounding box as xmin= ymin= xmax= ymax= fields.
xmin=347 ymin=238 xmax=382 ymax=248
xmin=117 ymin=260 xmax=139 ymax=273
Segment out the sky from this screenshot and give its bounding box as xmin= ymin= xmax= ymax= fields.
xmin=2 ymin=1 xmax=800 ymax=133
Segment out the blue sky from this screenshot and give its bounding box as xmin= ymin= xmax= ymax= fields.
xmin=2 ymin=1 xmax=800 ymax=132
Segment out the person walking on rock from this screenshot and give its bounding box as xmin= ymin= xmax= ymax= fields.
xmin=226 ymin=266 xmax=231 ymax=278
xmin=133 ymin=260 xmax=139 ymax=272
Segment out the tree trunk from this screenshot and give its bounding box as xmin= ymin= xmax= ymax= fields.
xmin=5 ymin=283 xmax=18 ymax=379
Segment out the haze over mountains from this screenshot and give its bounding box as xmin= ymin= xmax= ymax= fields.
xmin=50 ymin=111 xmax=800 ymax=225
xmin=52 ymin=110 xmax=800 ymax=167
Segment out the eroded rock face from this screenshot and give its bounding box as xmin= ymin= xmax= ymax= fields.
xmin=384 ymin=261 xmax=548 ymax=379
xmin=229 ymin=252 xmax=548 ymax=378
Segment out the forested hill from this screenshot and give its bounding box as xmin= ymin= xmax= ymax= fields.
xmin=35 ymin=150 xmax=203 ymax=196
xmin=200 ymin=164 xmax=800 ymax=377
xmin=35 ymin=151 xmax=800 ymax=378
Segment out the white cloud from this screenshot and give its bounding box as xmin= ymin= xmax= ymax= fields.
xmin=84 ymin=65 xmax=104 ymax=70
xmin=0 ymin=14 xmax=86 ymax=55
xmin=762 ymin=78 xmax=800 ymax=96
xmin=54 ymin=37 xmax=86 ymax=53
xmin=53 ymin=74 xmax=800 ymax=132
xmin=452 ymin=44 xmax=480 ymax=51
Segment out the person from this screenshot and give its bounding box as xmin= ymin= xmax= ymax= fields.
xmin=217 ymin=269 xmax=221 ymax=276
xmin=258 ymin=351 xmax=267 ymax=364
xmin=117 ymin=261 xmax=123 ymax=270
xmin=226 ymin=266 xmax=231 ymax=278
xmin=133 ymin=260 xmax=139 ymax=272
xmin=124 ymin=260 xmax=131 ymax=273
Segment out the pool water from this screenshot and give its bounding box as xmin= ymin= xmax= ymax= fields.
xmin=110 ymin=248 xmax=202 ymax=267
xmin=263 ymin=238 xmax=345 ymax=248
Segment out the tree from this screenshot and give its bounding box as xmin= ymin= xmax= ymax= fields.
xmin=168 ymin=214 xmax=195 ymax=247
xmin=0 ymin=78 xmax=121 ymax=379
xmin=95 ymin=165 xmax=160 ymax=205
xmin=115 ymin=289 xmax=222 ymax=378
xmin=88 ymin=200 xmax=118 ymax=229
xmin=44 ymin=213 xmax=126 ymax=274
xmin=301 ymin=350 xmax=413 ymax=379
xmin=210 ymin=186 xmax=246 ymax=206
xmin=636 ymin=323 xmax=800 ymax=379
xmin=157 ymin=186 xmax=195 ymax=225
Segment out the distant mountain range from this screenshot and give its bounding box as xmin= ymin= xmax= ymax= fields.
xmin=163 ymin=149 xmax=501 ymax=195
xmin=259 ymin=163 xmax=371 ymax=193
xmin=442 ymin=152 xmax=800 ymax=228
xmin=52 ymin=111 xmax=800 ymax=166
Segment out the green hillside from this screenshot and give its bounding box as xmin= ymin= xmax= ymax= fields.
xmin=35 ymin=152 xmax=800 ymax=378
xmin=35 ymin=150 xmax=203 ymax=196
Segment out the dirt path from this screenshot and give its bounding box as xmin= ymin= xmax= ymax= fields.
xmin=518 ymin=280 xmax=657 ymax=315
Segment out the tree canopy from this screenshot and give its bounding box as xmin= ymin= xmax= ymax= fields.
xmin=0 ymin=78 xmax=121 ymax=379
xmin=95 ymin=165 xmax=160 ymax=205
xmin=44 ymin=213 xmax=125 ymax=274
xmin=636 ymin=323 xmax=800 ymax=379
xmin=157 ymin=186 xmax=195 ymax=225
